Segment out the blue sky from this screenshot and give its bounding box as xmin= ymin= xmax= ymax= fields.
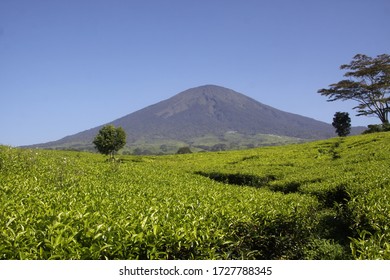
xmin=1 ymin=0 xmax=389 ymax=146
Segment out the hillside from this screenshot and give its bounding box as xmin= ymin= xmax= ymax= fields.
xmin=27 ymin=85 xmax=365 ymax=153
xmin=2 ymin=132 xmax=389 ymax=259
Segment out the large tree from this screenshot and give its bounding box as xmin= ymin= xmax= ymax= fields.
xmin=318 ymin=54 xmax=390 ymax=124
xmin=93 ymin=125 xmax=126 ymax=158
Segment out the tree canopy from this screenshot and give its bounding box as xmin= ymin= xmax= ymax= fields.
xmin=318 ymin=54 xmax=390 ymax=124
xmin=332 ymin=112 xmax=351 ymax=137
xmin=93 ymin=125 xmax=126 ymax=158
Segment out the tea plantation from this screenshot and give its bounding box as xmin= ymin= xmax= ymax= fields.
xmin=1 ymin=132 xmax=389 ymax=259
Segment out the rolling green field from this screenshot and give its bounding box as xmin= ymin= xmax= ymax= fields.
xmin=1 ymin=132 xmax=389 ymax=259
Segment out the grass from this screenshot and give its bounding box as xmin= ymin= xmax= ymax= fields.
xmin=1 ymin=132 xmax=389 ymax=259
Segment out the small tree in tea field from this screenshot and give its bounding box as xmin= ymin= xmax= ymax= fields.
xmin=332 ymin=112 xmax=351 ymax=137
xmin=93 ymin=125 xmax=126 ymax=159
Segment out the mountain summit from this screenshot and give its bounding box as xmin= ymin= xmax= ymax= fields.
xmin=116 ymin=84 xmax=336 ymax=140
xmin=29 ymin=85 xmax=356 ymax=152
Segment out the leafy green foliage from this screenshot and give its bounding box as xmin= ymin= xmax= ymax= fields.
xmin=1 ymin=132 xmax=389 ymax=259
xmin=93 ymin=125 xmax=126 ymax=158
xmin=332 ymin=112 xmax=351 ymax=137
xmin=363 ymin=123 xmax=390 ymax=134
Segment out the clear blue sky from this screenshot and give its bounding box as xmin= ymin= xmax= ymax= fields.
xmin=1 ymin=0 xmax=389 ymax=146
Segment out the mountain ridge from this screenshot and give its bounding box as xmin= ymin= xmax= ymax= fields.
xmin=26 ymin=85 xmax=365 ymax=152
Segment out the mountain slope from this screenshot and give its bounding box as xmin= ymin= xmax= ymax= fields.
xmin=28 ymin=85 xmax=364 ymax=151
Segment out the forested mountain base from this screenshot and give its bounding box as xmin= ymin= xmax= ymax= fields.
xmin=1 ymin=132 xmax=389 ymax=259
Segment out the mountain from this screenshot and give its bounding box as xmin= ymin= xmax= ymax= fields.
xmin=27 ymin=85 xmax=365 ymax=153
